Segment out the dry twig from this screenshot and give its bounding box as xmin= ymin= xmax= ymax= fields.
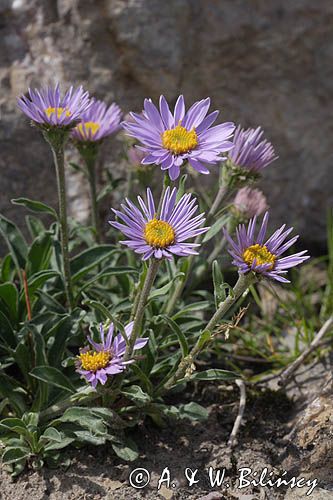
xmin=227 ymin=378 xmax=246 ymax=448
xmin=278 ymin=315 xmax=333 ymax=387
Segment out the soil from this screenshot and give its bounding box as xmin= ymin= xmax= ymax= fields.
xmin=1 ymin=355 xmax=332 ymax=500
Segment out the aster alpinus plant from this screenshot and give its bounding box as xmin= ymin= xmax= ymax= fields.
xmin=0 ymin=87 xmax=318 ymax=477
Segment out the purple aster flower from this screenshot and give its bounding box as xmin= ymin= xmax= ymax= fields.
xmin=109 ymin=186 xmax=209 ymax=260
xmin=76 ymin=322 xmax=148 ymax=388
xmin=17 ymin=83 xmax=90 ymax=128
xmin=229 ymin=125 xmax=278 ymax=172
xmin=71 ymin=98 xmax=122 ymax=142
xmin=224 ymin=212 xmax=309 ymax=283
xmin=122 ymin=95 xmax=235 ymax=180
xmin=233 ymin=187 xmax=268 ymax=219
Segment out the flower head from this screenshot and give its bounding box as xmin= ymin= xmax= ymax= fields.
xmin=110 ymin=187 xmax=209 ymax=260
xmin=17 ymin=83 xmax=91 ymax=128
xmin=76 ymin=322 xmax=148 ymax=388
xmin=71 ymin=98 xmax=122 ymax=142
xmin=122 ymin=95 xmax=235 ymax=180
xmin=224 ymin=212 xmax=309 ymax=283
xmin=233 ymin=187 xmax=268 ymax=219
xmin=229 ymin=125 xmax=278 ymax=172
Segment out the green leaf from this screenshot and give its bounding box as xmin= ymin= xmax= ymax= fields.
xmin=0 ymin=373 xmax=27 ymax=416
xmin=0 ymin=215 xmax=28 ymax=276
xmin=0 ymin=310 xmax=16 ymax=348
xmin=196 ymin=329 xmax=211 ymax=350
xmin=202 ymin=214 xmax=229 ymax=243
xmin=39 ymin=427 xmax=62 ymax=443
xmin=130 ymin=364 xmax=154 ymax=394
xmin=70 ymin=245 xmax=116 ymax=282
xmin=0 ymin=418 xmax=27 ymax=434
xmin=22 ymin=412 xmax=39 ymax=428
xmin=30 ymin=366 xmax=75 ymax=393
xmin=11 ymin=198 xmax=57 ymax=218
xmin=26 ymin=232 xmax=53 ymax=276
xmin=44 ymin=436 xmax=75 ymax=451
xmin=172 ymin=301 xmax=210 ymax=319
xmin=34 ymin=290 xmax=66 ymax=314
xmin=121 ymin=385 xmax=151 ymax=407
xmin=69 ymin=162 xmax=86 ymax=175
xmin=57 ymin=407 xmax=107 ymax=435
xmin=1 ymin=254 xmax=15 ymax=282
xmin=39 ymin=427 xmax=75 ymax=451
xmin=189 ymin=369 xmax=238 ymax=382
xmin=82 ymin=299 xmax=113 ymax=321
xmin=90 ymin=408 xmax=127 ymax=430
xmin=47 ymin=315 xmax=73 ymax=367
xmin=0 ymin=282 xmax=18 ymax=325
xmin=112 ymin=437 xmax=138 ymax=461
xmin=78 ymin=266 xmax=138 ymax=294
xmin=20 ymin=270 xmax=60 ymax=305
xmin=2 ymin=447 xmax=30 ymax=465
xmin=148 ymin=273 xmax=185 ymax=302
xmin=13 ymin=340 xmax=31 ymax=384
xmin=97 ymin=184 xmax=114 ymax=203
xmin=159 ymin=315 xmax=189 ymax=357
xmin=11 ymin=460 xmax=26 ymax=476
xmin=73 ymin=431 xmax=107 ymax=446
xmin=176 ymin=174 xmax=188 ymax=201
xmin=178 ymin=402 xmax=208 ymax=421
xmin=212 ymin=260 xmax=226 ymax=307
xmin=25 ymin=215 xmax=46 ymax=239
xmin=31 ymin=327 xmax=48 ymax=366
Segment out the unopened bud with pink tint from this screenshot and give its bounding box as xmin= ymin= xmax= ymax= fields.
xmin=127 ymin=146 xmax=146 ymax=167
xmin=233 ymin=187 xmax=268 ymax=219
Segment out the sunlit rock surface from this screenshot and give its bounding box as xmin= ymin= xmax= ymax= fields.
xmin=1 ymin=0 xmax=332 ymax=247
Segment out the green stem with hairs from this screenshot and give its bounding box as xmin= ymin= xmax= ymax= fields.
xmin=86 ymin=156 xmax=101 ymax=243
xmin=124 ymin=259 xmax=160 ymax=361
xmin=77 ymin=142 xmax=101 ymax=243
xmin=44 ymin=130 xmax=74 ymax=310
xmin=128 ymin=172 xmax=171 ymax=322
xmin=164 ymin=180 xmax=231 ymax=316
xmin=162 ymin=272 xmax=256 ymax=392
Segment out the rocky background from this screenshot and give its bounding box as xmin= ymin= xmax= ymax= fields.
xmin=1 ymin=0 xmax=333 ymax=249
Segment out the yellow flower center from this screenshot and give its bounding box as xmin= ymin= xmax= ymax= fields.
xmin=45 ymin=107 xmax=71 ymax=119
xmin=76 ymin=121 xmax=101 ymax=137
xmin=243 ymin=244 xmax=276 ymax=270
xmin=79 ymin=350 xmax=110 ymax=372
xmin=162 ymin=124 xmax=198 ymax=154
xmin=144 ymin=219 xmax=175 ymax=248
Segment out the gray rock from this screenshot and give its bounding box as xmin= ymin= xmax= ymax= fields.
xmin=284 ymin=486 xmax=333 ymax=499
xmin=1 ymin=0 xmax=332 ymax=248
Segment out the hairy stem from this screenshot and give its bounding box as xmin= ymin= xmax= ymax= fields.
xmin=165 ymin=181 xmax=231 ymax=315
xmin=51 ymin=143 xmax=74 ymax=310
xmin=208 ymin=184 xmax=228 ymax=218
xmin=86 ymin=156 xmax=101 ymax=243
xmin=124 ymin=259 xmax=160 ymax=361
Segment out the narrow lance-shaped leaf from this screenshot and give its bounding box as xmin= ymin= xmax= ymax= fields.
xmin=30 ymin=366 xmax=76 ymax=393
xmin=11 ymin=198 xmax=57 ymax=218
xmin=0 ymin=215 xmax=28 ymax=279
